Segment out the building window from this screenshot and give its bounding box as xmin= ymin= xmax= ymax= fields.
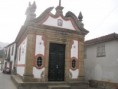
xmin=97 ymin=44 xmax=106 ymax=57
xmin=21 ymin=46 xmax=24 ymax=54
xmin=57 ymin=19 xmax=63 ymax=26
xmin=11 ymin=46 xmax=14 ymax=55
xmin=19 ymin=47 xmax=21 ymax=61
xmin=37 ymin=56 xmax=43 ymax=67
xmin=72 ymin=59 xmax=76 ymax=69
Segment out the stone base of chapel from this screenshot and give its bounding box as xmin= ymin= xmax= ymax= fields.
xmin=11 ymin=74 xmax=91 ymax=89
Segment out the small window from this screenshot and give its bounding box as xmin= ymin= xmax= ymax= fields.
xmin=97 ymin=44 xmax=106 ymax=57
xmin=11 ymin=46 xmax=14 ymax=55
xmin=72 ymin=59 xmax=76 ymax=69
xmin=22 ymin=47 xmax=24 ymax=54
xmin=37 ymin=57 xmax=42 ymax=67
xmin=19 ymin=47 xmax=21 ymax=61
xmin=57 ymin=19 xmax=63 ymax=26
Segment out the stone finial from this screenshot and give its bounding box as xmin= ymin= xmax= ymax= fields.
xmin=25 ymin=2 xmax=31 ymax=15
xmin=29 ymin=2 xmax=31 ymax=6
xmin=78 ymin=12 xmax=83 ymax=21
xmin=32 ymin=1 xmax=37 ymax=11
xmin=25 ymin=1 xmax=37 ymax=23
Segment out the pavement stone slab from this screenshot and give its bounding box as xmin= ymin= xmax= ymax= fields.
xmin=0 ymin=72 xmax=17 ymax=89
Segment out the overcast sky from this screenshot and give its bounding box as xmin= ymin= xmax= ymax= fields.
xmin=0 ymin=0 xmax=118 ymax=43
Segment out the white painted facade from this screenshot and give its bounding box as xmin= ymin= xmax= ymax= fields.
xmin=35 ymin=35 xmax=45 ymax=56
xmin=33 ymin=67 xmax=45 ymax=78
xmin=3 ymin=60 xmax=6 ymax=71
xmin=3 ymin=42 xmax=16 ymax=72
xmin=10 ymin=43 xmax=16 ymax=70
xmin=16 ymin=37 xmax=27 ymax=76
xmin=85 ymin=40 xmax=118 ymax=83
xmin=5 ymin=47 xmax=10 ymax=59
xmin=43 ymin=16 xmax=76 ymax=30
xmin=71 ymin=40 xmax=78 ymax=59
xmin=69 ymin=69 xmax=79 ymax=79
xmin=17 ymin=67 xmax=25 ymax=76
xmin=33 ymin=35 xmax=45 ymax=78
xmin=70 ymin=40 xmax=79 ymax=79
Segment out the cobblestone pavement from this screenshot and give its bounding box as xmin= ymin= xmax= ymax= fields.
xmin=0 ymin=71 xmax=17 ymax=89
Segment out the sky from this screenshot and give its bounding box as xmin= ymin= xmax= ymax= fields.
xmin=0 ymin=0 xmax=118 ymax=43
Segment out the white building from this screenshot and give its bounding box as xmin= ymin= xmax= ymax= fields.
xmin=3 ymin=42 xmax=16 ymax=73
xmin=85 ymin=33 xmax=118 ymax=83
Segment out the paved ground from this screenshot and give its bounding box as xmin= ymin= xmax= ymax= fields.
xmin=0 ymin=71 xmax=17 ymax=89
xmin=0 ymin=71 xmax=98 ymax=89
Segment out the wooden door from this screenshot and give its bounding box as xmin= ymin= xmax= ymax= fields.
xmin=48 ymin=43 xmax=65 ymax=81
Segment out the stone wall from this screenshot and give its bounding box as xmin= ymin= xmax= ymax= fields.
xmin=11 ymin=74 xmax=89 ymax=89
xmin=89 ymin=80 xmax=118 ymax=89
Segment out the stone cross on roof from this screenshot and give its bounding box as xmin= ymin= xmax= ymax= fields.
xmin=59 ymin=0 xmax=61 ymax=6
xmin=56 ymin=0 xmax=63 ymax=15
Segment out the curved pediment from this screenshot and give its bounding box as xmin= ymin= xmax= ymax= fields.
xmin=23 ymin=6 xmax=88 ymax=36
xmin=42 ymin=15 xmax=77 ymax=30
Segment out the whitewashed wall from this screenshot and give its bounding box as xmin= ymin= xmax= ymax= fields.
xmin=17 ymin=67 xmax=25 ymax=76
xmin=33 ymin=35 xmax=45 ymax=79
xmin=3 ymin=43 xmax=16 ymax=71
xmin=69 ymin=40 xmax=79 ymax=79
xmin=10 ymin=43 xmax=16 ymax=61
xmin=35 ymin=35 xmax=45 ymax=56
xmin=3 ymin=60 xmax=5 ymax=70
xmin=69 ymin=69 xmax=79 ymax=79
xmin=10 ymin=43 xmax=16 ymax=70
xmin=85 ymin=40 xmax=118 ymax=83
xmin=16 ymin=37 xmax=27 ymax=76
xmin=6 ymin=47 xmax=9 ymax=59
xmin=43 ymin=16 xmax=76 ymax=30
xmin=71 ymin=40 xmax=78 ymax=59
xmin=33 ymin=67 xmax=45 ymax=78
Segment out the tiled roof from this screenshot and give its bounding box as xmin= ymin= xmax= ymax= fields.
xmin=4 ymin=42 xmax=15 ymax=48
xmin=85 ymin=33 xmax=118 ymax=46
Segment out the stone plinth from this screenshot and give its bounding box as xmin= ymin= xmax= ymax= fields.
xmin=11 ymin=75 xmax=89 ymax=89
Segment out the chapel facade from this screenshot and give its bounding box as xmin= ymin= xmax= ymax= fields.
xmin=4 ymin=1 xmax=89 ymax=89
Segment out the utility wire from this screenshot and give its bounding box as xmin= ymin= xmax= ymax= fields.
xmin=95 ymin=4 xmax=118 ymax=30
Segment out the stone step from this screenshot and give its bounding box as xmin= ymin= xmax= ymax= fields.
xmin=48 ymin=85 xmax=71 ymax=89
